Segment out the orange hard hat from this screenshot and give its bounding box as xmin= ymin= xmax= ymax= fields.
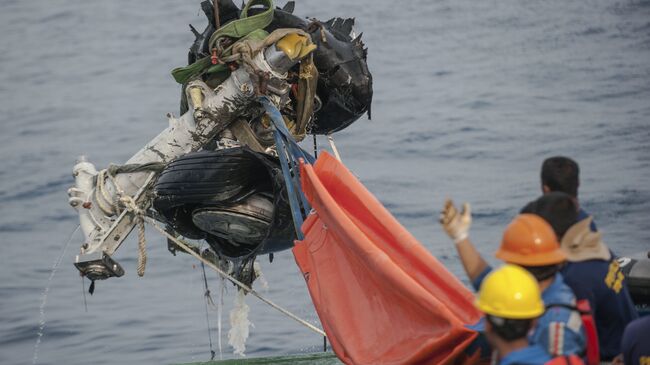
xmin=495 ymin=214 xmax=567 ymax=266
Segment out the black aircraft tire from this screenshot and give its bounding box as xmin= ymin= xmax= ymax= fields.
xmin=152 ymin=147 xmax=295 ymax=259
xmin=153 ymin=149 xmax=273 ymax=213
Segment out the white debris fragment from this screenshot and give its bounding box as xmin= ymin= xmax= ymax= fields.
xmin=228 ymin=289 xmax=253 ymax=356
xmin=253 ymin=261 xmax=269 ymax=291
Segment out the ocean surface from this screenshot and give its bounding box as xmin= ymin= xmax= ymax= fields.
xmin=1 ymin=0 xmax=649 ymax=364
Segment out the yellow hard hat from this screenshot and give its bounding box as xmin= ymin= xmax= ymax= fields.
xmin=475 ymin=264 xmax=545 ymax=319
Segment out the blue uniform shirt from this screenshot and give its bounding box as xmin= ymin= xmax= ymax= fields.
xmin=500 ymin=344 xmax=552 ymax=365
xmin=474 ymin=268 xmax=586 ymax=357
xmin=621 ymin=316 xmax=650 ymax=365
xmin=577 ymin=208 xmax=597 ymax=232
xmin=562 ymin=258 xmax=639 ymax=360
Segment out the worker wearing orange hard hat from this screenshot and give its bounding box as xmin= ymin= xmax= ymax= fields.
xmin=440 ymin=201 xmax=586 ymax=358
xmin=521 ymin=192 xmax=638 ymax=363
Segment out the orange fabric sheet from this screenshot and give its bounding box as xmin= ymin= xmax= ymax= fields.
xmin=292 ymin=152 xmax=482 ymax=365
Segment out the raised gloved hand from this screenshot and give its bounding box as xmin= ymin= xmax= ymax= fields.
xmin=439 ymin=199 xmax=472 ymax=244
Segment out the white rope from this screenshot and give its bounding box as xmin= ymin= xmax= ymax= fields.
xmin=327 ymin=134 xmax=342 ymax=162
xmin=116 ymin=185 xmax=149 ymax=277
xmin=95 ymin=170 xmax=116 ymax=216
xmin=143 ymin=217 xmax=327 ymax=338
xmin=97 ymin=168 xmax=152 ymax=276
xmin=136 ymin=219 xmax=146 ymax=276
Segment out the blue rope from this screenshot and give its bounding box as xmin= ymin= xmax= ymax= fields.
xmin=272 ymin=129 xmax=305 ymax=239
xmin=259 ymin=97 xmax=314 ymax=240
xmin=260 ymin=97 xmax=315 ymax=164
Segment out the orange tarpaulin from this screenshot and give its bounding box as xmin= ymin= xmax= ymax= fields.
xmin=292 ymin=152 xmax=483 ymax=365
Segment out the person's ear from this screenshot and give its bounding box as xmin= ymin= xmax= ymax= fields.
xmin=528 ymin=318 xmax=539 ymax=336
xmin=484 ymin=320 xmax=492 ymax=333
xmin=542 ymin=185 xmax=551 ymax=194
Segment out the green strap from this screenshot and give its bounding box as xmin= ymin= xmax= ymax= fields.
xmin=171 ymin=57 xmax=213 ymax=84
xmin=209 ymin=0 xmax=274 ymax=42
xmin=171 ymin=0 xmax=274 ymax=84
xmin=205 ymin=28 xmax=269 ymax=72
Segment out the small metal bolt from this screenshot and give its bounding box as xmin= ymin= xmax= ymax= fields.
xmin=114 ymin=235 xmax=120 ymax=241
xmin=240 ymin=82 xmax=252 ymax=94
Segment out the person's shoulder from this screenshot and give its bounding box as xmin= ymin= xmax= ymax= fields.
xmin=625 ymin=315 xmax=650 ymax=337
xmin=547 ymin=274 xmax=578 ymax=302
xmin=562 ymin=260 xmax=609 ymax=281
xmin=622 ymin=316 xmax=650 ymax=359
xmin=501 ymin=345 xmax=551 ymax=365
xmin=541 ymin=277 xmax=583 ymax=329
xmin=574 ymin=259 xmax=610 ymax=271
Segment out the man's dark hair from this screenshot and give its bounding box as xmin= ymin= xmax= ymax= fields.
xmin=520 ymin=192 xmax=579 ymax=239
xmin=541 ymin=157 xmax=580 ymax=197
xmin=523 ymin=264 xmax=561 ymax=281
xmin=486 ymin=315 xmax=533 ymax=341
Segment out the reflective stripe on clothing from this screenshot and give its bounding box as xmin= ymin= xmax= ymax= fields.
xmin=533 ymin=274 xmax=587 ymax=357
xmin=550 ymin=322 xmax=566 ymax=356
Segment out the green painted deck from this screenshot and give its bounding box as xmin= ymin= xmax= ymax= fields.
xmin=176 ymin=352 xmax=343 ymax=365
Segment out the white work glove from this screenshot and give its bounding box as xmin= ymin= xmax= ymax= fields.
xmin=439 ymin=199 xmax=472 ymax=244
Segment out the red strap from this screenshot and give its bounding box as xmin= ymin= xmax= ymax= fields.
xmin=576 ymin=300 xmax=600 ymax=365
xmin=211 ymin=48 xmax=219 ymax=65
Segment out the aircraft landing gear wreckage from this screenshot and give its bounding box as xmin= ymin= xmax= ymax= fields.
xmin=65 ymin=2 xmax=503 ymax=364
xmin=67 ymin=0 xmax=372 ymax=289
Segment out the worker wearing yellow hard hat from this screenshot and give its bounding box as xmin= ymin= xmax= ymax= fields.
xmin=473 ymin=264 xmax=550 ymax=365
xmin=439 ymin=203 xmax=586 ymax=358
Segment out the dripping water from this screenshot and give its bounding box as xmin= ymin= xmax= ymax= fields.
xmin=217 ymin=276 xmax=225 ymax=360
xmin=32 ymin=225 xmax=80 ymax=365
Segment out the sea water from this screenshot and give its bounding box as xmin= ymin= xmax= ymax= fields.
xmin=1 ymin=0 xmax=649 ymax=364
